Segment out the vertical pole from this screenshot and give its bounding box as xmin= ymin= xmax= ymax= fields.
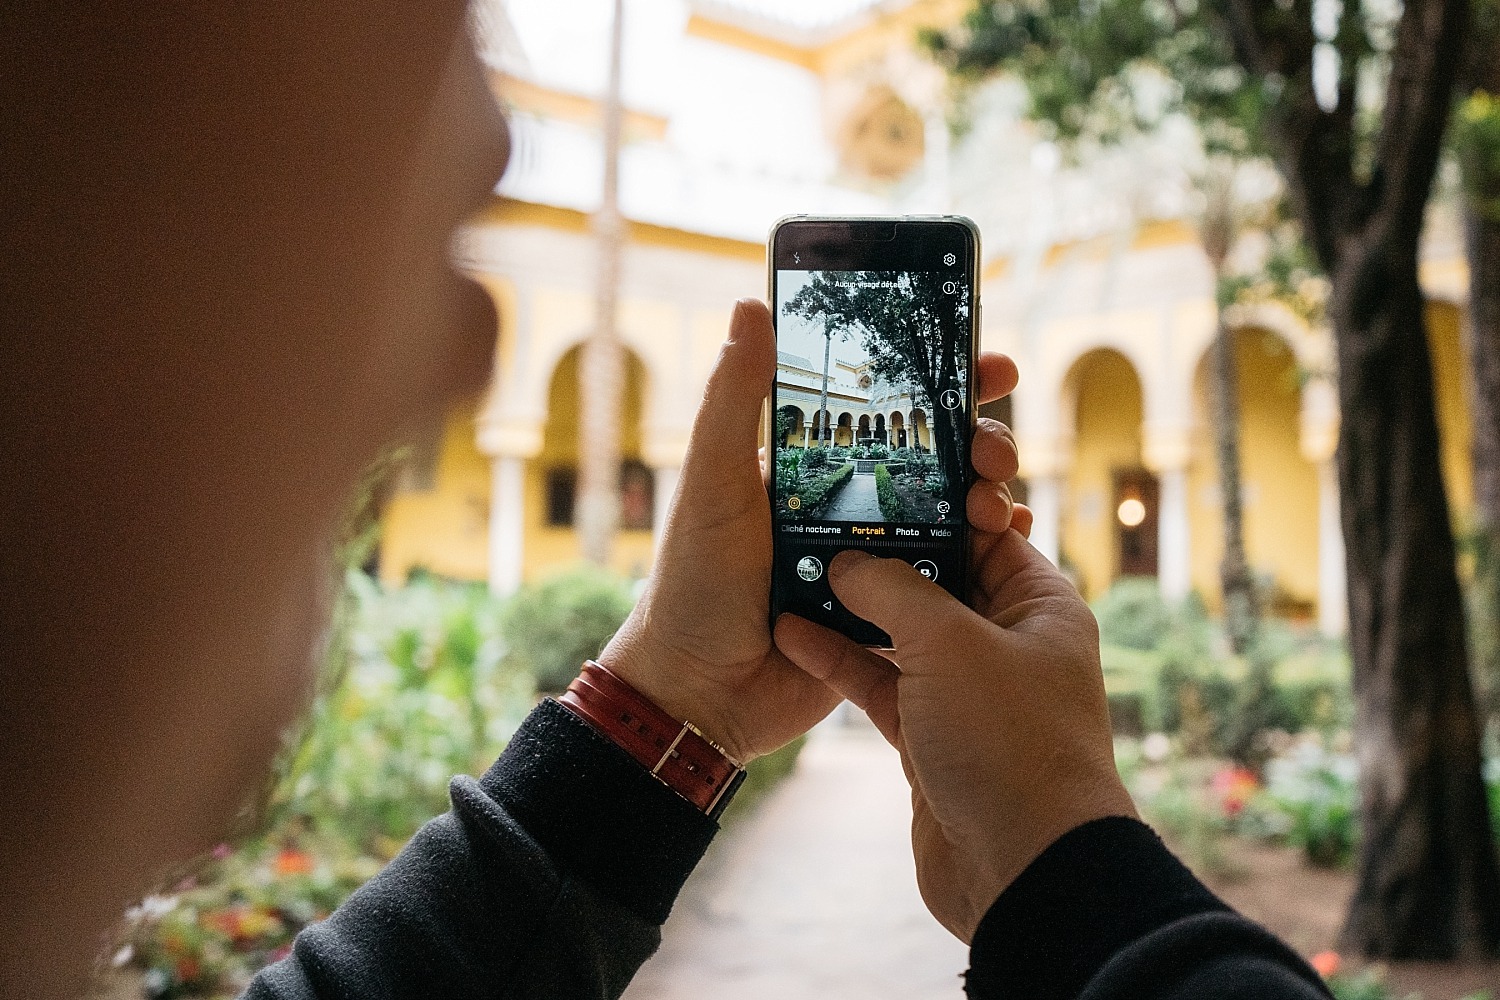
xmin=577 ymin=0 xmax=626 ymax=566
xmin=1317 ymin=458 xmax=1347 ymax=636
xmin=489 ymin=455 xmax=526 ymax=596
xmin=1157 ymin=466 xmax=1191 ymax=602
xmin=1028 ymin=474 xmax=1062 ymax=566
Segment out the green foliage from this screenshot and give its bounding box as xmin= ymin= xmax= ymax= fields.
xmin=122 ymin=573 xmax=538 ymax=997
xmin=718 ymin=736 xmax=807 ymax=826
xmin=1094 ymin=577 xmax=1179 ymax=652
xmin=499 ymin=566 xmax=637 ymax=693
xmin=782 ymin=462 xmax=855 ymax=519
xmin=1459 ymin=515 xmax=1500 ymax=740
xmin=774 ymin=405 xmax=799 ymax=446
xmin=1093 ymin=578 xmax=1350 ymax=749
xmin=921 ymin=0 xmax=1275 ymax=157
xmin=1326 ymin=968 xmax=1411 ymax=1000
xmin=1136 ymin=759 xmax=1239 ymax=879
xmin=775 ymin=447 xmax=805 ymax=499
xmin=874 ymin=464 xmax=901 ymax=520
xmin=1454 ymin=91 xmax=1500 ymax=222
xmin=782 ymin=270 xmax=970 ymax=492
xmin=1260 ymin=742 xmax=1360 ymax=867
xmin=1228 ymin=222 xmax=1331 ymax=325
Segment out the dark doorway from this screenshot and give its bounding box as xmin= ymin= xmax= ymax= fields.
xmin=1114 ymin=468 xmax=1159 ymax=578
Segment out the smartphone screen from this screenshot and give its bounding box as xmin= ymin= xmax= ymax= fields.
xmin=769 ymin=217 xmax=978 ymax=647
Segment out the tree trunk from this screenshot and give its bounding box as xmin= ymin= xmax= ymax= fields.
xmin=1209 ymin=310 xmax=1259 ymax=652
xmin=818 ymin=329 xmax=832 ymax=447
xmin=576 ymin=0 xmax=626 ymax=565
xmin=1463 ymin=205 xmax=1500 ymax=732
xmin=1464 ymin=208 xmax=1500 ymax=539
xmin=1198 ymin=170 xmax=1259 ymax=654
xmin=1332 ymin=243 xmax=1500 ymax=958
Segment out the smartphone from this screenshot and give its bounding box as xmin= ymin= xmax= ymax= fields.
xmin=767 ymin=216 xmax=980 ymax=647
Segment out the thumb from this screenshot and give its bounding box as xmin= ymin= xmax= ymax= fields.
xmin=827 ymin=550 xmax=983 ymax=658
xmin=684 ymin=299 xmax=774 ymax=471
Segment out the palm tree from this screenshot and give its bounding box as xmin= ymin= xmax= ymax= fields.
xmin=577 ymin=0 xmax=625 ymax=566
xmin=1198 ymin=162 xmax=1259 ymax=657
xmin=815 ymin=319 xmax=836 ymax=447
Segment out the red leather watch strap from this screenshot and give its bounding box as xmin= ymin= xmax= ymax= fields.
xmin=557 ymin=661 xmax=746 ymax=820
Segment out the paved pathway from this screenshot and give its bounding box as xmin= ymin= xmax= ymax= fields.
xmin=820 ymin=472 xmax=884 ymax=523
xmin=624 ymin=717 xmax=968 ymax=1000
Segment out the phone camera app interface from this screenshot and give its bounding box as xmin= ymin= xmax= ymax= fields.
xmin=773 ymin=267 xmax=971 ymax=645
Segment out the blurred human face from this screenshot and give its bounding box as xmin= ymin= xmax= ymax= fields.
xmin=0 ymin=4 xmax=509 ymax=995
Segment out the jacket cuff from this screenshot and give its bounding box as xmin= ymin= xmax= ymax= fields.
xmin=965 ymin=816 xmax=1231 ymax=1000
xmin=481 ymin=698 xmax=718 ymax=925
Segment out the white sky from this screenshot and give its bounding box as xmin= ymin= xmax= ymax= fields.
xmin=775 ymin=269 xmax=889 ymax=370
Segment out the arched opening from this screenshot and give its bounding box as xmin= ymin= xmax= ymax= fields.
xmin=1061 ymin=348 xmax=1146 ymax=599
xmin=874 ymin=412 xmax=887 ymax=444
xmin=1188 ymin=328 xmax=1317 ymax=616
xmin=835 ymin=412 xmax=854 ymax=447
xmin=890 ymin=411 xmax=906 ymax=447
xmin=857 ymin=414 xmax=872 ymax=445
xmin=526 ymin=343 xmax=656 ymax=579
xmin=910 ymin=408 xmax=930 ymax=452
xmin=811 ymin=408 xmax=833 ymax=444
xmin=778 ymin=405 xmax=807 ymax=449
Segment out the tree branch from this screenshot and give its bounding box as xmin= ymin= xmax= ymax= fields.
xmin=1370 ymin=0 xmax=1469 ymax=250
xmin=1218 ymin=0 xmax=1356 ymax=268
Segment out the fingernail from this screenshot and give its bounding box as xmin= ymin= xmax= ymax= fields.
xmin=830 ymin=549 xmax=873 ymax=580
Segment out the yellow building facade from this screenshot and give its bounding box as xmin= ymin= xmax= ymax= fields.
xmin=380 ymin=0 xmax=1479 ymax=637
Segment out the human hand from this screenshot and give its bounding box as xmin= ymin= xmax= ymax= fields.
xmin=775 ymin=512 xmax=1136 ymax=941
xmin=598 ymin=299 xmax=1024 ymax=765
xmin=595 ymin=299 xmax=836 ymax=763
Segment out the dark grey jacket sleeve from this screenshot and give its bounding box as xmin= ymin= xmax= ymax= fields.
xmin=964 ymin=817 xmax=1333 ymax=1000
xmin=243 ymin=699 xmax=717 ymax=1000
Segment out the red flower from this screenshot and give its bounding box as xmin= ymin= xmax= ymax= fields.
xmin=1211 ymin=766 xmax=1260 ymax=818
xmin=176 ymin=957 xmax=201 ymax=983
xmin=274 ymin=848 xmax=314 ymax=876
xmin=1309 ymin=950 xmax=1340 ymax=978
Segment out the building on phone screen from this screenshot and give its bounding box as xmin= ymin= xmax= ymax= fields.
xmin=377 ymin=0 xmax=1478 ymax=636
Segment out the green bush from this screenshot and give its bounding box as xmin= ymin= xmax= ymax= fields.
xmin=121 ymin=571 xmax=539 ymax=997
xmin=1094 ymin=578 xmax=1178 ymax=652
xmin=793 ymin=462 xmax=855 ymax=517
xmin=802 ymin=447 xmax=829 ymax=470
xmin=718 ymin=735 xmax=807 ymax=825
xmin=1260 ymin=742 xmax=1359 ymax=867
xmin=874 ymin=464 xmax=901 ymax=520
xmin=499 ymin=566 xmax=638 ymax=693
xmin=775 ymin=447 xmax=804 ymax=498
xmin=268 ymin=573 xmax=526 ymax=849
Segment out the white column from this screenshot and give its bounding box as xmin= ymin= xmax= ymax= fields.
xmin=1157 ymin=466 xmax=1191 ymax=603
xmin=1027 ymin=474 xmax=1062 ymax=566
xmin=802 ymin=423 xmax=811 ymax=449
xmin=652 ymin=463 xmax=680 ymax=554
xmin=488 ymin=455 xmax=526 ymax=597
xmin=1317 ymin=459 xmax=1347 ymax=636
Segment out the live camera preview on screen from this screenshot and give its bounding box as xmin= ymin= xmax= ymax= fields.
xmin=772 ymin=268 xmax=970 ymax=543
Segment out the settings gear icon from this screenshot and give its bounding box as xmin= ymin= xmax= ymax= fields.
xmin=942 ymin=252 xmax=957 ymax=266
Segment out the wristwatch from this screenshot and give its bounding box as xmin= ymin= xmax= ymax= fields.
xmin=556 ymin=661 xmax=747 ymax=821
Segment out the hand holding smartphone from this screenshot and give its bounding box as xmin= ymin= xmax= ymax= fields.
xmin=768 ymin=217 xmax=979 ymax=647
